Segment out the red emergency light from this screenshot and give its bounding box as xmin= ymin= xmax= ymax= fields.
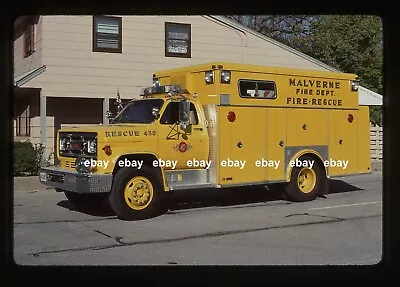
xmin=227 ymin=111 xmax=236 ymax=122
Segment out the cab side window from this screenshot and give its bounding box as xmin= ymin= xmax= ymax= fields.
xmin=160 ymin=102 xmax=199 ymax=125
xmin=189 ymin=103 xmax=199 ymax=125
xmin=160 ymin=102 xmax=179 ymax=124
xmin=238 ymin=80 xmax=277 ymax=99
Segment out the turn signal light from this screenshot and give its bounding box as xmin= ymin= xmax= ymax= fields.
xmin=102 ymin=145 xmax=112 ymax=156
xmin=347 ymin=114 xmax=354 ymax=123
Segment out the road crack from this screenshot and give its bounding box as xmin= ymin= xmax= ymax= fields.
xmin=285 ymin=212 xmax=343 ymax=220
xmin=94 ymin=230 xmax=113 ymax=239
xmin=15 ymin=217 xmax=117 ymax=225
xmin=93 ymin=230 xmax=127 ymax=247
xmin=166 ymin=201 xmax=291 ymax=215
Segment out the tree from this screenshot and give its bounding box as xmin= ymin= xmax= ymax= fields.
xmin=309 ymin=16 xmax=383 ymax=92
xmin=226 ymin=15 xmax=317 ymax=53
xmin=308 ymin=15 xmax=383 ymax=124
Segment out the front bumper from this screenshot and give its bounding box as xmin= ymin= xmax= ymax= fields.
xmin=39 ymin=166 xmax=113 ymax=194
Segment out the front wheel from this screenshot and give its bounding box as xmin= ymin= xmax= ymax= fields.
xmin=284 ymin=155 xmax=327 ymax=202
xmin=108 ymin=166 xmax=162 ymax=220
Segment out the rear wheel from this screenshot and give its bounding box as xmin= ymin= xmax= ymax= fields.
xmin=108 ymin=166 xmax=162 ymax=220
xmin=284 ymin=155 xmax=327 ymax=202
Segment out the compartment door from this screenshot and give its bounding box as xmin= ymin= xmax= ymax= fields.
xmin=328 ymin=110 xmax=358 ymax=176
xmin=218 ymin=106 xmax=266 ymax=185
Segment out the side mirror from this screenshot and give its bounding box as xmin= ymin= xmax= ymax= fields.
xmin=179 ymin=99 xmax=191 ymax=132
xmin=179 ymin=122 xmax=192 ymax=133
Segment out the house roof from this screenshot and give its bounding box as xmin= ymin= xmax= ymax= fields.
xmin=358 ymin=86 xmax=383 ymax=106
xmin=14 ymin=65 xmax=46 ymax=87
xmin=207 ymin=15 xmax=383 ymax=106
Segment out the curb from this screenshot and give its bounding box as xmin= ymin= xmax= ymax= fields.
xmin=13 ymin=176 xmax=54 ymax=192
xmin=371 ymin=160 xmax=382 ymax=172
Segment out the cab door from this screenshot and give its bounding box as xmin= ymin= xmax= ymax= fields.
xmin=156 ymin=100 xmax=209 ymax=170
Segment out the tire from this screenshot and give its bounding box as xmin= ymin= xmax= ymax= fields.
xmin=284 ymin=155 xmax=327 ymax=202
xmin=60 ymin=189 xmax=109 ymax=208
xmin=108 ymin=166 xmax=163 ymax=220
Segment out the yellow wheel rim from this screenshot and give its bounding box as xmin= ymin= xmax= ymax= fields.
xmin=124 ymin=176 xmax=154 ymax=211
xmin=297 ymin=168 xmax=316 ymax=194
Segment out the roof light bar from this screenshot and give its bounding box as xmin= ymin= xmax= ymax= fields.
xmin=140 ymin=85 xmax=185 ymax=96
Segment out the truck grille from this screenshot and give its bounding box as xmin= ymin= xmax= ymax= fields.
xmin=59 ymin=132 xmax=97 ymax=159
xmin=65 ymin=160 xmax=76 ymax=169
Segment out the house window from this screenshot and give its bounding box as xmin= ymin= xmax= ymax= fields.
xmin=238 ymin=80 xmax=277 ymax=99
xmin=24 ymin=23 xmax=35 ymax=58
xmin=15 ymin=105 xmax=30 ymax=137
xmin=165 ymin=22 xmax=191 ymax=58
xmin=93 ymin=16 xmax=122 ymax=53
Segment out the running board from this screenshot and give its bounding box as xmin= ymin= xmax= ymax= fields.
xmin=168 ymin=183 xmax=217 ymax=191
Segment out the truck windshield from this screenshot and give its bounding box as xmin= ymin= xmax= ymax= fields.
xmin=112 ymin=99 xmax=164 ymax=124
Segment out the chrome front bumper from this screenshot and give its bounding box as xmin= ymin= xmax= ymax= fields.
xmin=39 ymin=166 xmax=113 ymax=194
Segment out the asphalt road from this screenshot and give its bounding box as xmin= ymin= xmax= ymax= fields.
xmin=13 ymin=171 xmax=382 ymax=265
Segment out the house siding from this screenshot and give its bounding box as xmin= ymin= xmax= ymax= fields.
xmin=38 ymin=15 xmax=246 ymax=99
xmin=16 ymin=15 xmax=360 ymax=97
xmin=17 ymin=15 xmax=332 ymax=99
xmin=14 ymin=16 xmax=43 ymax=80
xmin=14 ymin=15 xmax=344 ymax=97
xmin=245 ymin=33 xmax=327 ymax=71
xmin=35 ymin=15 xmax=333 ymax=99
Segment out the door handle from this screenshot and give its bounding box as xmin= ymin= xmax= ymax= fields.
xmin=194 ymin=127 xmax=203 ymax=131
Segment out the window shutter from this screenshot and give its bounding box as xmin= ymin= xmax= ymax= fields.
xmin=31 ymin=24 xmax=36 ymax=52
xmin=22 ymin=28 xmax=26 ymax=57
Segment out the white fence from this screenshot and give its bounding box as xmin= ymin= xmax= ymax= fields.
xmin=370 ymin=124 xmax=383 ymax=161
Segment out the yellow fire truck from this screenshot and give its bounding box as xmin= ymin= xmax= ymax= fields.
xmin=39 ymin=62 xmax=371 ymax=220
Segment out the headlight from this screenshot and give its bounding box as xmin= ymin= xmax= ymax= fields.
xmin=59 ymin=138 xmax=67 ymax=151
xmin=221 ymin=70 xmax=231 ymax=83
xmin=205 ymin=70 xmax=214 ymax=84
xmin=87 ymin=140 xmax=96 ymax=153
xmin=75 ymin=156 xmax=90 ymax=174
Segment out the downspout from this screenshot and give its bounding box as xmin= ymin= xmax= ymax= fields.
xmin=206 ymin=16 xmax=247 ymax=63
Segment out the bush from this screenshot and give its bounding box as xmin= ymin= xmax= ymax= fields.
xmin=370 ymin=105 xmax=382 ymax=126
xmin=14 ymin=141 xmax=44 ymax=176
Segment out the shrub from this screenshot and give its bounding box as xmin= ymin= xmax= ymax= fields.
xmin=370 ymin=105 xmax=382 ymax=126
xmin=13 ymin=141 xmax=44 ymax=176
